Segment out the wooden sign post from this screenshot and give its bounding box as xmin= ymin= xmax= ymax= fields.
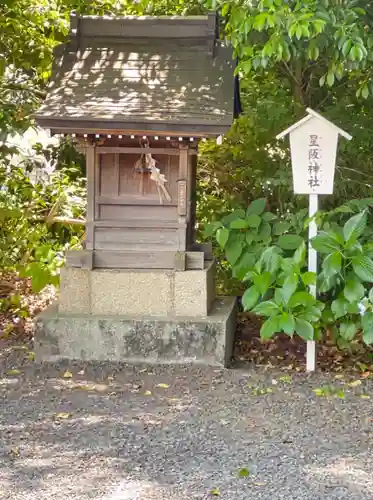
xmin=277 ymin=108 xmax=352 ymax=372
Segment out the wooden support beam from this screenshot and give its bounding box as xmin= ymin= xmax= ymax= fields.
xmin=65 ymin=250 xmax=205 ymax=270
xmin=97 ymin=147 xmax=189 ymax=155
xmin=85 ymin=143 xmax=96 ymax=250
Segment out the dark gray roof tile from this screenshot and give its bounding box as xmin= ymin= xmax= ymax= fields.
xmin=35 ymin=14 xmax=235 ymax=135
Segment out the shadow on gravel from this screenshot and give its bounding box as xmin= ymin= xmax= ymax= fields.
xmin=1 ymin=362 xmax=373 ymax=499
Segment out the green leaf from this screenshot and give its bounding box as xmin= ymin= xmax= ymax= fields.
xmin=204 ymin=221 xmax=222 ymax=238
xmin=237 ymin=468 xmax=250 ymax=478
xmin=242 ymin=286 xmax=260 ymax=311
xmin=331 ymin=298 xmax=349 ymax=319
xmin=362 ymin=312 xmax=373 ymax=345
xmin=344 ymin=280 xmax=365 ymax=303
xmin=230 ymin=218 xmax=249 ymax=229
xmin=293 ymin=241 xmax=306 ymax=266
xmin=216 ymin=228 xmax=229 ymax=249
xmin=246 ymin=232 xmax=255 ymax=246
xmin=326 ymin=70 xmax=335 ymax=87
xmin=369 ymin=288 xmax=373 ymax=303
xmin=279 ymin=312 xmax=295 ymax=335
xmin=273 ymin=221 xmax=291 ymax=235
xmin=339 ymin=322 xmax=357 ymax=341
xmin=311 ymin=233 xmax=341 ymax=253
xmin=253 ymin=271 xmax=271 ymax=295
xmin=342 ymin=39 xmax=352 ymax=56
xmin=233 ymin=253 xmax=255 ymax=281
xmin=262 ymin=212 xmax=277 ymax=222
xmin=222 ymin=210 xmax=245 ymax=225
xmin=280 ymin=273 xmax=298 ymax=305
xmin=246 ymin=214 xmax=262 ymax=229
xmin=247 ymin=198 xmax=266 ymax=216
xmin=260 ymin=316 xmax=279 ymax=340
xmin=343 ymin=210 xmax=367 ymax=243
xmin=225 ymin=238 xmax=244 ymax=266
xmin=362 ymin=85 xmax=369 ymax=100
xmin=258 ymin=246 xmax=282 ymax=274
xmin=252 ymin=300 xmax=279 ymax=317
xmin=294 ymin=318 xmax=314 ymax=341
xmin=352 ymin=256 xmax=373 ymax=282
xmin=301 ymin=272 xmax=317 ymax=286
xmin=323 ymin=251 xmax=342 ymax=277
xmin=288 ymin=291 xmax=316 ymax=308
xmin=257 ymin=222 xmax=271 ymax=243
xmin=348 ymin=301 xmax=361 ymax=314
xmin=278 ymin=234 xmax=303 ymax=250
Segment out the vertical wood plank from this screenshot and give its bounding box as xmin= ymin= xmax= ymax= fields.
xmin=187 ymin=153 xmax=198 ymax=247
xmin=114 ymin=153 xmax=120 ymax=196
xmin=85 ymin=143 xmax=96 ymax=251
xmin=94 ymin=151 xmax=100 ymax=220
xmin=177 ymin=146 xmax=188 ymax=253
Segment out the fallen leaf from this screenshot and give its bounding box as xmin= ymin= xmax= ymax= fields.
xmin=253 ymin=482 xmax=266 ymax=486
xmin=138 ymin=368 xmax=147 ymax=373
xmin=361 ymin=372 xmax=372 ymax=379
xmin=348 ymin=380 xmax=362 ymax=388
xmin=26 ymin=352 xmax=35 ymax=361
xmin=278 ymin=375 xmax=292 ymax=384
xmin=8 ymin=447 xmax=20 ymax=457
xmin=5 ymin=369 xmax=21 ymax=376
xmin=210 ymin=487 xmax=220 ymax=496
xmin=75 ymin=385 xmax=91 ymax=391
xmin=156 ymin=383 xmax=169 ymax=389
xmin=11 ymin=345 xmax=29 ymax=352
xmin=314 ymin=386 xmax=345 ymax=399
xmin=63 ymin=370 xmax=73 ymax=379
xmin=237 ymin=467 xmax=250 ymax=477
xmin=144 ymin=390 xmax=152 ymax=396
xmin=335 ymin=390 xmax=345 ymax=399
xmin=313 ymin=386 xmax=330 ymax=397
xmin=94 ymin=384 xmax=108 ymax=392
xmin=334 ymin=374 xmax=344 ymax=380
xmin=54 ymin=412 xmax=71 ymax=420
xmin=360 ymin=394 xmax=370 ymax=399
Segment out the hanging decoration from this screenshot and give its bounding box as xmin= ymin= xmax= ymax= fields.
xmin=133 ymin=138 xmax=171 ymax=204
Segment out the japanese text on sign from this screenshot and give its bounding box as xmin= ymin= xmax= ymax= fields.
xmin=308 ymin=134 xmax=321 ymax=189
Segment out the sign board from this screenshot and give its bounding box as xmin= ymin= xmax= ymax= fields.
xmin=276 ymin=108 xmax=352 ymax=372
xmin=277 ymin=108 xmax=352 ymax=195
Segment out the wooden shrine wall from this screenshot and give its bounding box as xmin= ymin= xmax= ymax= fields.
xmin=94 ymin=151 xmax=180 ymax=253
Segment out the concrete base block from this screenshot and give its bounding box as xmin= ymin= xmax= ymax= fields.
xmin=59 ymin=263 xmax=216 ymax=317
xmin=34 ymin=297 xmax=236 ymax=367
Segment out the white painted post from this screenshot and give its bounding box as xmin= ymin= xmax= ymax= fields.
xmin=307 ymin=193 xmax=318 ymax=372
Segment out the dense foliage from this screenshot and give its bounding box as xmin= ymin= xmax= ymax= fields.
xmin=208 ymin=198 xmax=373 ymax=346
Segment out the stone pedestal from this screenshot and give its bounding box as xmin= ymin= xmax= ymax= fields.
xmin=34 ymin=261 xmax=236 ymax=367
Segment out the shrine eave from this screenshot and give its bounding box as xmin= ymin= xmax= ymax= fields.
xmin=35 ymin=117 xmax=230 ymax=138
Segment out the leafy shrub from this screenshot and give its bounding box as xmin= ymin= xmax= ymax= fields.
xmin=0 ymin=140 xmax=85 ymax=293
xmin=207 ymin=198 xmax=373 ymax=347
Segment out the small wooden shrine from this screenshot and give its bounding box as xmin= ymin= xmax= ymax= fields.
xmin=34 ymin=12 xmax=237 ymax=367
xmin=35 ymin=12 xmax=236 ymax=271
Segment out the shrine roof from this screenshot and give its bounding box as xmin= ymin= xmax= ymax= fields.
xmin=35 ymin=13 xmax=236 ymax=136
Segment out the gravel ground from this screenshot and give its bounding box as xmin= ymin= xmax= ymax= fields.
xmin=1 ymin=348 xmax=373 ymax=500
